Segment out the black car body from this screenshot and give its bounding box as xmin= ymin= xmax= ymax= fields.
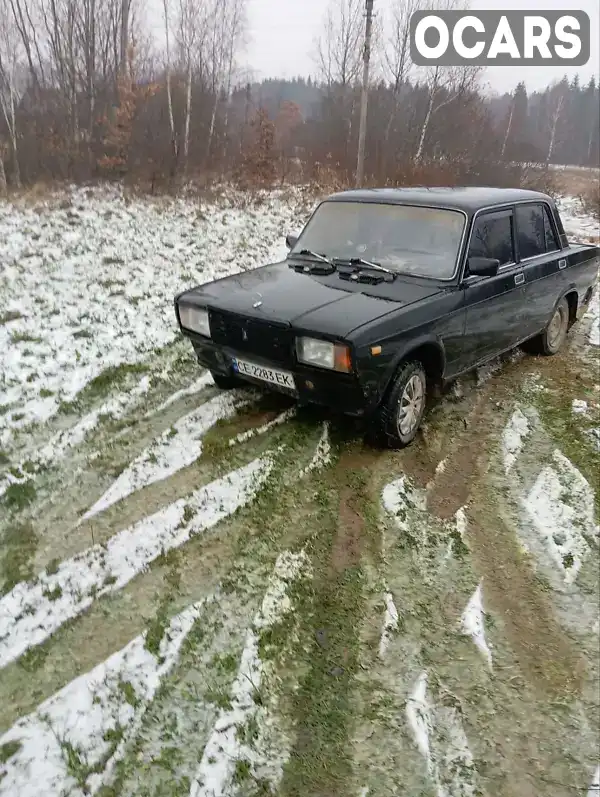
xmin=174 ymin=187 xmax=599 ymax=448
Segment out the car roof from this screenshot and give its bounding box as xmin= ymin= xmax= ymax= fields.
xmin=325 ymin=186 xmax=554 ymax=213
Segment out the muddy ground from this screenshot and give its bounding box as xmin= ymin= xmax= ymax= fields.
xmin=1 ymin=307 xmax=599 ymax=796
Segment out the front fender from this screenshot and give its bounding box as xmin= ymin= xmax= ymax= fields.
xmin=361 ymin=335 xmax=447 ymax=410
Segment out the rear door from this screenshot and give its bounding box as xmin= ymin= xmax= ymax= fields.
xmin=461 ymin=207 xmax=528 ymax=368
xmin=514 ymin=202 xmax=564 ymax=337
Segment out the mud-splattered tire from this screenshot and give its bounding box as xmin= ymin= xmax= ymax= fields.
xmin=373 ymin=361 xmax=427 ymax=449
xmin=527 ymin=297 xmax=570 ymax=356
xmin=211 ymin=371 xmax=238 ymax=390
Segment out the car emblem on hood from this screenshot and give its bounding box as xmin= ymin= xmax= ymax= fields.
xmin=252 ymin=293 xmax=263 ymax=309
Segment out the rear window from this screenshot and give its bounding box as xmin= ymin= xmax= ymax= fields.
xmin=516 ymin=204 xmax=560 ymax=259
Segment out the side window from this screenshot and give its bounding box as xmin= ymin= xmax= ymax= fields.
xmin=516 ymin=204 xmax=546 ymax=259
xmin=543 ymin=206 xmax=560 ymax=252
xmin=468 ymin=212 xmax=515 ymax=267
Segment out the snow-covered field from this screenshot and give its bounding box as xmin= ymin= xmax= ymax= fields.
xmin=0 ymin=185 xmax=305 ymax=446
xmin=0 ymin=185 xmax=598 ymax=797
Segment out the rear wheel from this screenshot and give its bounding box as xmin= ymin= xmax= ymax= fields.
xmin=211 ymin=371 xmax=238 ymax=390
xmin=527 ymin=297 xmax=570 ymax=356
xmin=374 ymin=361 xmax=427 ymax=449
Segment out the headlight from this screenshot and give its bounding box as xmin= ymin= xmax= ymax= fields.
xmin=178 ymin=304 xmax=211 ymax=338
xmin=296 ymin=336 xmax=352 ymax=373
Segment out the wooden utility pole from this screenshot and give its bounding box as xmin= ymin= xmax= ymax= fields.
xmin=356 ymin=0 xmax=374 ymax=187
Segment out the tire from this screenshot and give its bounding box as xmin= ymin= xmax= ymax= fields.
xmin=528 ymin=297 xmax=570 ymax=356
xmin=211 ymin=371 xmax=238 ymax=390
xmin=373 ymin=360 xmax=428 ymax=449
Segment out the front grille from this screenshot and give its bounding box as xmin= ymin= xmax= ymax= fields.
xmin=209 ymin=310 xmax=293 ymax=366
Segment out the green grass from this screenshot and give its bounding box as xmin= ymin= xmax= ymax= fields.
xmin=0 ymin=740 xmax=21 ymax=763
xmin=278 ymin=441 xmax=381 ymax=797
xmin=10 ymin=331 xmax=42 ymax=344
xmin=0 ymin=310 xmax=23 ymax=325
xmin=118 ymin=680 xmax=140 ymax=709
xmin=1 ymin=522 xmax=39 ymax=593
xmin=58 ymin=362 xmax=149 ymax=415
xmin=2 ymin=480 xmax=37 ymax=511
xmin=42 ymin=584 xmax=63 ymax=602
xmin=529 ymin=379 xmax=600 ymax=517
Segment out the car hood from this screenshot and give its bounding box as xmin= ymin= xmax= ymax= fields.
xmin=179 ymin=261 xmax=444 ymax=337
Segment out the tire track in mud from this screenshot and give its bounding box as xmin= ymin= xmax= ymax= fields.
xmin=351 ymin=343 xmax=599 ymax=797
xmin=0 ymin=383 xmax=325 ymax=730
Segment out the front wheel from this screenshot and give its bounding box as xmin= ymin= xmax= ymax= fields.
xmin=374 ymin=361 xmax=428 ymax=449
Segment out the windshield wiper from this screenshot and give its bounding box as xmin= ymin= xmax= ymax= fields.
xmin=293 ymin=250 xmax=335 ymax=267
xmin=333 ymin=257 xmax=396 ymax=280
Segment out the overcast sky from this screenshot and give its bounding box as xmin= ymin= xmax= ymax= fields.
xmin=244 ymin=0 xmax=600 ymax=94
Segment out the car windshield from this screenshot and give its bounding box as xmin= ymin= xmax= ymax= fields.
xmin=291 ymin=201 xmax=466 ymax=279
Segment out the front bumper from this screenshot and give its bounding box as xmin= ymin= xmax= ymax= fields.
xmin=186 ymin=332 xmax=368 ymax=416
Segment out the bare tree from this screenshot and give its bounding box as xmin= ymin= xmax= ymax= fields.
xmin=203 ymin=0 xmax=246 ymax=168
xmin=120 ymin=0 xmax=130 ymax=76
xmin=383 ymin=0 xmax=422 ymax=166
xmin=162 ymin=0 xmax=178 ymax=167
xmin=0 ymin=0 xmax=23 ymax=186
xmin=501 ymin=93 xmax=514 ymax=159
xmin=415 ymin=63 xmax=481 ymax=162
xmin=315 ymin=0 xmax=363 ymax=89
xmin=546 ymin=88 xmax=566 ymax=164
xmin=410 ymin=0 xmax=482 ymax=164
xmin=176 ymin=0 xmax=206 ymax=170
xmin=0 ymin=142 xmax=6 ymax=193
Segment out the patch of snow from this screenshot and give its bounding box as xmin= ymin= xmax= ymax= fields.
xmin=299 ymin=421 xmax=332 ymax=475
xmin=0 ymin=185 xmax=306 ymax=442
xmin=502 ymin=407 xmax=531 ymax=474
xmin=573 ymin=399 xmax=589 ymax=414
xmin=80 ymin=391 xmax=252 ymax=522
xmin=146 ymin=372 xmax=215 ymax=417
xmin=189 ymin=550 xmax=311 ymax=797
xmin=406 ymin=671 xmax=478 ymax=797
xmin=435 ymin=459 xmax=446 ymax=475
xmin=587 ymin=428 xmax=600 ymax=452
xmin=585 ymin=290 xmax=600 ymax=348
xmin=0 ymin=456 xmax=273 ymax=670
xmin=444 ymin=507 xmax=469 ymax=561
xmin=455 ymin=508 xmax=468 ymax=540
xmin=460 ymin=581 xmax=492 ymax=670
xmin=378 ymin=591 xmax=399 ymax=659
xmin=558 ymin=195 xmax=600 ymax=244
xmin=229 ymin=407 xmax=297 ymax=446
xmin=382 ymin=477 xmax=427 ymax=533
xmin=588 ymin=765 xmax=600 ymax=797
xmin=0 ymin=377 xmax=151 ymax=500
xmin=0 ymin=599 xmax=207 ymax=797
xmin=522 ymin=450 xmax=598 ymax=584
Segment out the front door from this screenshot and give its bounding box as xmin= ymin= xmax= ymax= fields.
xmin=461 ymin=207 xmax=528 ymax=368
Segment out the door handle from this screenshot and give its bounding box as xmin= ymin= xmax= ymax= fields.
xmin=514 ymin=273 xmax=525 ymax=286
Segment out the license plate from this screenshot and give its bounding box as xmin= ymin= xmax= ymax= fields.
xmin=232 ymin=357 xmax=296 ymax=390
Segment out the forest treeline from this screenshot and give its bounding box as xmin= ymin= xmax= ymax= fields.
xmin=0 ymin=0 xmax=598 ymax=193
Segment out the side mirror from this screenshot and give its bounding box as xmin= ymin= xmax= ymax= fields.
xmin=286 ymin=234 xmax=298 ymax=250
xmin=467 ymin=257 xmax=500 ymax=278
